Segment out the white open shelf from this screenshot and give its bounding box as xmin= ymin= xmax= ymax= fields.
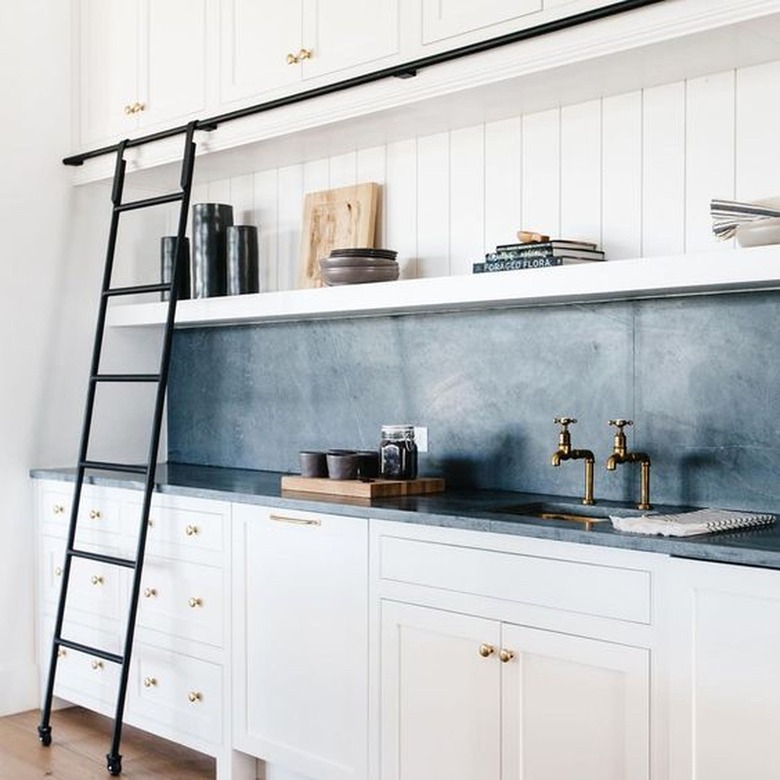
xmin=107 ymin=246 xmax=780 ymax=328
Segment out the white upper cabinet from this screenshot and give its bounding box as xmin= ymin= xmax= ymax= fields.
xmin=219 ymin=0 xmax=400 ymax=106
xmin=76 ymin=0 xmax=211 ymax=149
xmin=421 ymin=0 xmax=541 ymax=45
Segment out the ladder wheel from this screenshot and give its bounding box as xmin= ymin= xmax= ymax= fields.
xmin=37 ymin=725 xmax=52 ymax=747
xmin=106 ymin=753 xmax=122 ymax=776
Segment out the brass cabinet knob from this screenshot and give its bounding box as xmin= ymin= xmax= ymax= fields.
xmin=52 ymin=504 xmax=65 ymax=515
xmin=297 ymin=48 xmax=312 ymax=61
xmin=188 ymin=597 xmax=202 ymax=608
xmin=124 ymin=103 xmax=134 ymax=115
xmin=91 ymin=575 xmax=103 ymax=586
xmin=135 ymin=101 xmax=146 ymax=113
xmin=286 ymin=52 xmax=298 ymax=64
xmin=478 ymin=643 xmax=495 ymax=658
xmin=143 ymin=676 xmax=157 ymax=688
xmin=499 ymin=648 xmax=515 ymax=663
xmin=89 ymin=509 xmax=101 ymax=520
xmin=144 ymin=587 xmax=157 ymax=598
xmin=91 ymin=660 xmax=103 ymax=670
xmin=187 ymin=691 xmax=202 ymax=703
xmin=185 ymin=524 xmax=199 ymax=537
xmin=57 ymin=648 xmax=67 ymax=658
xmin=147 ymin=518 xmax=155 ymax=528
xmin=54 ymin=567 xmax=62 ymax=577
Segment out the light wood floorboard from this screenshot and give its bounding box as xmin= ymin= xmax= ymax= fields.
xmin=0 ymin=707 xmax=214 ymax=779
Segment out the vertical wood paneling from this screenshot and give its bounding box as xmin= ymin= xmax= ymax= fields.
xmin=416 ymin=132 xmax=450 ymax=278
xmin=385 ymin=138 xmax=418 ymax=279
xmin=253 ymin=168 xmax=278 ymax=293
xmin=207 ymin=178 xmax=231 ymax=204
xmin=357 ymin=145 xmax=387 ymax=247
xmin=685 ymin=71 xmax=735 ymax=253
xmin=484 ymin=117 xmax=522 ymax=250
xmin=303 ymin=158 xmax=329 ymax=196
xmin=560 ymin=100 xmax=601 ymax=243
xmin=602 ymin=91 xmax=642 ymax=260
xmin=642 ymin=82 xmax=685 ymax=257
xmin=329 ymin=151 xmax=357 ymax=188
xmin=449 ymin=126 xmax=484 ymax=275
xmin=521 ymin=108 xmax=560 ymax=238
xmin=735 ymin=61 xmax=780 ymax=201
xmin=276 ymin=164 xmax=303 ymax=290
xmin=230 ymin=173 xmax=255 ymax=224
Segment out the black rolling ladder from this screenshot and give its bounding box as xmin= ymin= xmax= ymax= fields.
xmin=37 ymin=120 xmax=212 ymax=776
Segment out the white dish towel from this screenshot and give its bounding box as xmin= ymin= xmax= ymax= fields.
xmin=610 ymin=508 xmax=775 ymax=537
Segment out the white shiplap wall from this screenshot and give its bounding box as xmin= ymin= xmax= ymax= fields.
xmin=180 ymin=60 xmax=780 ymax=292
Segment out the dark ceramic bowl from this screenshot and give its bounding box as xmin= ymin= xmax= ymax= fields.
xmin=320 ymin=264 xmax=399 ymax=286
xmin=328 ymin=247 xmax=397 ymax=260
xmin=326 ymin=451 xmax=359 ymax=480
xmin=299 ymin=450 xmax=328 ymax=478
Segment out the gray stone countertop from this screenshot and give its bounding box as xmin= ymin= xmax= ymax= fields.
xmin=30 ymin=462 xmax=780 ymax=570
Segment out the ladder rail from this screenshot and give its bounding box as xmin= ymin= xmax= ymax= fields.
xmin=39 ymin=122 xmax=201 ymax=777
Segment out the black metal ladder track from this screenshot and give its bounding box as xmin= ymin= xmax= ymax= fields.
xmin=38 ymin=121 xmax=203 ymax=777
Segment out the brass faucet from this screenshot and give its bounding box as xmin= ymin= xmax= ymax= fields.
xmin=605 ymin=419 xmax=652 ymax=510
xmin=551 ymin=417 xmax=595 ymax=505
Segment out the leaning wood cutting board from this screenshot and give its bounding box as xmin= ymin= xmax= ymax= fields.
xmin=298 ymin=182 xmax=379 ymax=288
xmin=281 ymin=475 xmax=445 ymax=498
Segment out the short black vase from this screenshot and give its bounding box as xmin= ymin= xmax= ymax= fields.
xmin=226 ymin=225 xmax=260 ymax=295
xmin=191 ymin=203 xmax=234 ymax=298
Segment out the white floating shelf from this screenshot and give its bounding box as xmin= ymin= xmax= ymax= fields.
xmin=107 ymin=247 xmax=780 ymax=329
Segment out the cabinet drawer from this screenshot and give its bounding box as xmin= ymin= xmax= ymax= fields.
xmin=138 ymin=558 xmax=223 ymax=648
xmin=379 ymin=536 xmax=651 ymax=624
xmin=129 ymin=498 xmax=226 ymax=565
xmin=41 ymin=484 xmax=124 ymax=548
xmin=129 ymin=645 xmax=223 ymax=746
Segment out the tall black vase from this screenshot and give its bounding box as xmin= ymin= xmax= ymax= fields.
xmin=226 ymin=225 xmax=260 ymax=295
xmin=160 ymin=236 xmax=190 ymax=301
xmin=191 ymin=203 xmax=234 ymax=298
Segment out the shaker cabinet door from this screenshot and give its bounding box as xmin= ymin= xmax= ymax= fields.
xmin=421 ymin=0 xmax=541 ymax=45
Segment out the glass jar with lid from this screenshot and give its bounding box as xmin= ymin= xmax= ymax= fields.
xmin=380 ymin=425 xmax=418 ymax=480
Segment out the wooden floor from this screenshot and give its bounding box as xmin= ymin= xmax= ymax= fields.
xmin=0 ymin=707 xmax=215 ymax=779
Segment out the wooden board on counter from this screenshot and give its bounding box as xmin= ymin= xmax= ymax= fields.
xmin=281 ymin=475 xmax=444 ymax=498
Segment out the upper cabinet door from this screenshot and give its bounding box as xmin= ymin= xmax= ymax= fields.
xmin=422 ymin=0 xmax=542 ymax=45
xmin=219 ymin=0 xmax=303 ymax=105
xmin=301 ymin=0 xmax=400 ymax=80
xmin=138 ymin=0 xmax=210 ymax=131
xmin=77 ymin=0 xmax=139 ymax=148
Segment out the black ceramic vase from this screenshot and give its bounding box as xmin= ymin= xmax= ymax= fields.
xmin=226 ymin=225 xmax=260 ymax=295
xmin=191 ymin=203 xmax=234 ymax=298
xmin=160 ymin=236 xmax=191 ymax=301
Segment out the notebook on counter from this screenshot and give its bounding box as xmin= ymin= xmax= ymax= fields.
xmin=610 ymin=508 xmax=776 ymax=537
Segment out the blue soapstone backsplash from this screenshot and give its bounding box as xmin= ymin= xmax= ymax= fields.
xmin=167 ymin=291 xmax=780 ymax=512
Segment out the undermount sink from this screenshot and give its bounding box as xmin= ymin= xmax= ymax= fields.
xmin=491 ymin=500 xmax=650 ymax=526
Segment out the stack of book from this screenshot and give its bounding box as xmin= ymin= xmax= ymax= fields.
xmin=472 ymin=239 xmax=605 ymax=274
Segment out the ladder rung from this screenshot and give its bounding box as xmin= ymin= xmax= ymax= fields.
xmin=104 ymin=283 xmax=170 ymax=298
xmin=114 ymin=192 xmax=184 ymax=212
xmin=92 ymin=373 xmax=161 ymax=383
xmin=68 ymin=548 xmax=137 ymax=569
xmin=81 ymin=460 xmax=148 ymax=475
xmin=56 ymin=638 xmax=124 ymax=665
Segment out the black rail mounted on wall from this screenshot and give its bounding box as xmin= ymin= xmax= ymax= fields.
xmin=63 ymin=0 xmax=666 ymax=167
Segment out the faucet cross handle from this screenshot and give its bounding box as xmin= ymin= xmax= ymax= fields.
xmin=608 ymin=419 xmax=633 ymax=431
xmin=554 ymin=416 xmax=577 ymax=430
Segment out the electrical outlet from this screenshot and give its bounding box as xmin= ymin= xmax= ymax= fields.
xmin=414 ymin=426 xmax=429 ymax=453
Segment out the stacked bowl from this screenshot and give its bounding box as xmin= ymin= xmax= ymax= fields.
xmin=319 ymin=248 xmax=399 ymax=286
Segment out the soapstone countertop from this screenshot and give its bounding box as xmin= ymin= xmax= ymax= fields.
xmin=30 ymin=462 xmax=780 ymax=570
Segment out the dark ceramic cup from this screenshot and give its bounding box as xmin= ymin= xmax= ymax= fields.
xmin=326 ymin=451 xmax=359 ymax=480
xmin=299 ymin=451 xmax=328 ymax=478
xmin=356 ymin=450 xmax=380 ymax=480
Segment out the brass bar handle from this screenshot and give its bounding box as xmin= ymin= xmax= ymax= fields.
xmin=91 ymin=575 xmax=104 ymax=586
xmin=188 ymin=597 xmax=203 ymax=608
xmin=89 ymin=509 xmax=101 ymax=520
xmin=499 ymin=648 xmax=515 ymax=663
xmin=143 ymin=677 xmax=157 ymax=688
xmin=478 ymin=643 xmax=495 ymax=658
xmin=187 ymin=691 xmax=202 ymax=703
xmin=269 ymin=514 xmax=321 ymax=527
xmin=185 ymin=524 xmax=199 ymax=536
xmin=144 ymin=587 xmax=157 ymax=599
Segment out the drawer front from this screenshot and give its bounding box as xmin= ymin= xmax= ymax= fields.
xmin=129 ymin=645 xmax=223 ymax=746
xmin=138 ymin=558 xmax=223 ymax=648
xmin=379 ymin=536 xmax=651 ymax=624
xmin=128 ymin=498 xmax=226 ymax=565
xmin=41 ymin=484 xmax=124 ymax=548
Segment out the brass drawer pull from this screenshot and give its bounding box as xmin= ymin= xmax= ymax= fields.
xmin=144 ymin=587 xmax=157 ymax=599
xmin=269 ymin=514 xmax=321 ymax=527
xmin=185 ymin=524 xmax=199 ymax=536
xmin=187 ymin=691 xmax=202 ymax=703
xmin=91 ymin=575 xmax=104 ymax=586
xmin=143 ymin=676 xmax=157 ymax=688
xmin=188 ymin=597 xmax=202 ymax=608
xmin=478 ymin=643 xmax=495 ymax=658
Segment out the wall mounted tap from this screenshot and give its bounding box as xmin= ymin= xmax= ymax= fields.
xmin=605 ymin=419 xmax=652 ymax=510
xmin=551 ymin=417 xmax=595 ymax=505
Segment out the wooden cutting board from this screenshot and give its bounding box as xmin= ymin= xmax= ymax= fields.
xmin=281 ymin=475 xmax=445 ymax=498
xmin=298 ymin=182 xmax=379 ymax=288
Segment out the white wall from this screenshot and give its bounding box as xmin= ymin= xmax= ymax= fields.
xmin=187 ymin=60 xmax=780 ymax=291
